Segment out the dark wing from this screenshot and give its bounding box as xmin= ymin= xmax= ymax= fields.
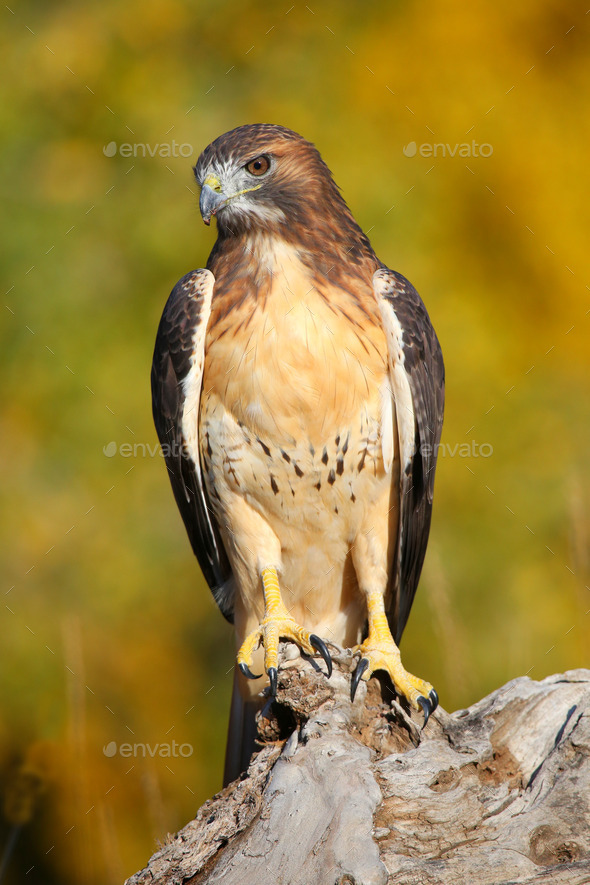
xmin=374 ymin=267 xmax=445 ymax=644
xmin=151 ymin=269 xmax=234 ymax=622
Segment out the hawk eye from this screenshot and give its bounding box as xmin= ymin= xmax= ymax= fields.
xmin=245 ymin=155 xmax=270 ymax=176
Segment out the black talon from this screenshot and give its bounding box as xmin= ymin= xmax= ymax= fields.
xmin=309 ymin=634 xmax=333 ymax=678
xmin=417 ymin=689 xmax=438 ymax=729
xmin=268 ymin=667 xmax=278 ymax=697
xmin=417 ymin=695 xmax=431 ymax=727
xmin=239 ymin=662 xmax=261 ymax=680
xmin=351 ymin=657 xmax=369 ymax=701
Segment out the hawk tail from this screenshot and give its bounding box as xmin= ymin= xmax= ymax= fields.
xmin=223 ymin=671 xmax=261 ymax=786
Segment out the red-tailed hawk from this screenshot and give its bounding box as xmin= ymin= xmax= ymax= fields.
xmin=151 ymin=124 xmax=445 ymax=784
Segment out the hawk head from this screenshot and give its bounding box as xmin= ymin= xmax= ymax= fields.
xmin=193 ymin=123 xmax=344 ymax=236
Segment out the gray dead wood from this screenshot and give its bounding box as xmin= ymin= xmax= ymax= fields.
xmin=125 ymin=650 xmax=590 ymax=885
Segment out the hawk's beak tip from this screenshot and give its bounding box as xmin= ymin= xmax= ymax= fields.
xmin=200 ymin=181 xmax=225 ymax=227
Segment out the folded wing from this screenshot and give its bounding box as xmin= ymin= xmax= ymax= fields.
xmin=374 ymin=267 xmax=445 ymax=643
xmin=151 ymin=269 xmax=233 ymax=620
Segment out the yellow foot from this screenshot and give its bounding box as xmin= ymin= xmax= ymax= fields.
xmin=236 ymin=567 xmax=332 ymax=695
xmin=352 ymin=590 xmax=438 ymax=727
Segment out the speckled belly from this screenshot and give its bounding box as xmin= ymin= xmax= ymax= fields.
xmin=196 ymin=263 xmax=395 ymax=644
xmin=200 ymin=393 xmax=386 ymax=538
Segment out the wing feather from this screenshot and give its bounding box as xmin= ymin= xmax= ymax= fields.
xmin=151 ymin=269 xmax=234 ymax=621
xmin=374 ymin=267 xmax=445 ymax=643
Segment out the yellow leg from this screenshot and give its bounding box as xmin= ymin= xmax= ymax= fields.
xmin=352 ymin=589 xmax=438 ymax=725
xmin=236 ymin=567 xmax=332 ymax=694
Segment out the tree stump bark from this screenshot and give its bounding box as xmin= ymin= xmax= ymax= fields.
xmin=125 ymin=649 xmax=590 ymax=885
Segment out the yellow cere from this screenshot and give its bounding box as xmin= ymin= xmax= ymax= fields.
xmin=203 ymin=173 xmax=223 ymax=192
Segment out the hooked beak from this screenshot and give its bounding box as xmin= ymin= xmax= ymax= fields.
xmin=199 ymin=174 xmax=226 ymax=225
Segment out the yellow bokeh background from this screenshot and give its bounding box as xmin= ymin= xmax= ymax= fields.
xmin=1 ymin=1 xmax=589 ymax=882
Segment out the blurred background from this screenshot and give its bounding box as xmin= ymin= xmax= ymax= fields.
xmin=1 ymin=0 xmax=589 ymax=881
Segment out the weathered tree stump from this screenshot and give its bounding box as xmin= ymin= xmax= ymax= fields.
xmin=125 ymin=648 xmax=590 ymax=884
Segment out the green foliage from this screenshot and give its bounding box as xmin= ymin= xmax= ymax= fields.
xmin=1 ymin=1 xmax=589 ymax=881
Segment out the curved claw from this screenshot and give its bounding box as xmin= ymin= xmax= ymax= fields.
xmin=351 ymin=657 xmax=369 ymax=701
xmin=418 ymin=688 xmax=439 ymax=728
xmin=268 ymin=667 xmax=278 ymax=697
xmin=309 ymin=634 xmax=333 ymax=678
xmin=239 ymin=662 xmax=262 ymax=680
